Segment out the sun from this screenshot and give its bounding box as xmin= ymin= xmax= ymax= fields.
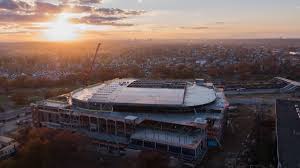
xmin=44 ymin=13 xmax=78 ymax=41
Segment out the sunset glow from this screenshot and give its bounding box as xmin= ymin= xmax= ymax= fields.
xmin=0 ymin=0 xmax=299 ymax=41
xmin=43 ymin=13 xmax=78 ymax=41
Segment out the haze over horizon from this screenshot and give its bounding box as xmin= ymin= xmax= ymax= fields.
xmin=0 ymin=0 xmax=299 ymax=42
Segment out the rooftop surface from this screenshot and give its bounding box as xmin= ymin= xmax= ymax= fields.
xmin=39 ymin=100 xmax=70 ymax=109
xmin=36 ymin=82 xmax=226 ymax=129
xmin=37 ymin=86 xmax=226 ymax=127
xmin=72 ymin=87 xmax=226 ymax=123
xmin=276 ymin=99 xmax=300 ymax=168
xmin=71 ymin=78 xmax=217 ymax=107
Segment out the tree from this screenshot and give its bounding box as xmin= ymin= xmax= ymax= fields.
xmin=0 ymin=105 xmax=4 ymax=112
xmin=136 ymin=151 xmax=170 ymax=168
xmin=0 ymin=77 xmax=9 ymax=92
xmin=10 ymin=92 xmax=28 ymax=106
xmin=0 ymin=128 xmax=101 ymax=168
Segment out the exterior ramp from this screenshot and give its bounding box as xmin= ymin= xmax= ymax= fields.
xmin=274 ymin=77 xmax=300 ymax=93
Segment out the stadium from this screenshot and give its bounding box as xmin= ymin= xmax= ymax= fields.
xmin=32 ymin=78 xmax=228 ymax=165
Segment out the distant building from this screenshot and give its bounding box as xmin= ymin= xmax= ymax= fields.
xmin=0 ymin=136 xmax=18 ymax=160
xmin=32 ymin=78 xmax=229 ymax=165
xmin=289 ymin=51 xmax=300 ymax=56
xmin=195 ymin=59 xmax=207 ymax=66
xmin=276 ymin=99 xmax=300 ymax=168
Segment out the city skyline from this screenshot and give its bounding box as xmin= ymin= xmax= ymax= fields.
xmin=0 ymin=0 xmax=299 ymax=41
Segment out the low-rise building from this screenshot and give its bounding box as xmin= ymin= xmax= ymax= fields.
xmin=0 ymin=136 xmax=18 ymax=160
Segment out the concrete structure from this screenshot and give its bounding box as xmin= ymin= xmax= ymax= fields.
xmin=276 ymin=99 xmax=300 ymax=168
xmin=32 ymin=78 xmax=228 ymax=165
xmin=0 ymin=107 xmax=31 ymax=122
xmin=274 ymin=77 xmax=300 ymax=93
xmin=0 ymin=136 xmax=18 ymax=160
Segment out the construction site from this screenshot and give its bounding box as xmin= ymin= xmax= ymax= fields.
xmin=28 ymin=43 xmax=300 ymax=167
xmin=31 ymin=77 xmax=228 ymax=166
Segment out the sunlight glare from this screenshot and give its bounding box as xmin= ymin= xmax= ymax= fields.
xmin=44 ymin=13 xmax=78 ymax=41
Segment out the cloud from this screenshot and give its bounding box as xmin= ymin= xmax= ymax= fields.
xmin=72 ymin=14 xmax=124 ymax=24
xmin=180 ymin=26 xmax=209 ymax=30
xmin=95 ymin=8 xmax=145 ymax=16
xmin=0 ymin=10 xmax=52 ymax=22
xmin=123 ymin=10 xmax=145 ymax=15
xmin=0 ymin=0 xmax=19 ymax=9
xmin=35 ymin=2 xmax=63 ymax=13
xmin=0 ymin=0 xmax=145 ymax=28
xmin=78 ymin=0 xmax=102 ymax=4
xmin=66 ymin=5 xmax=92 ymax=13
xmin=215 ymin=22 xmax=225 ymax=25
xmin=70 ymin=14 xmax=135 ymax=26
xmin=0 ymin=0 xmax=30 ymax=10
xmin=0 ymin=22 xmax=45 ymax=34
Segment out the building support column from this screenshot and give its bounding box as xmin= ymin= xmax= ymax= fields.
xmin=124 ymin=122 xmax=126 ymax=136
xmin=97 ymin=118 xmax=100 ymax=132
xmin=89 ymin=116 xmax=91 ymax=132
xmin=79 ymin=116 xmax=82 ymax=129
xmin=181 ymin=147 xmax=183 ymax=156
xmin=114 ymin=120 xmax=117 ymax=135
xmin=106 ymin=119 xmax=108 ymax=133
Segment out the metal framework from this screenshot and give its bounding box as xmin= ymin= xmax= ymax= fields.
xmin=127 ymin=80 xmax=187 ymax=89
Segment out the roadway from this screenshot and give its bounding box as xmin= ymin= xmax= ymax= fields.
xmin=227 ymin=97 xmax=275 ymax=105
xmin=225 ymin=88 xmax=279 ymax=95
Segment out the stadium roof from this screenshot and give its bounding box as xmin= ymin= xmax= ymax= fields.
xmin=276 ymin=99 xmax=300 ymax=168
xmin=39 ymin=100 xmax=70 ymax=109
xmin=72 ymin=79 xmax=217 ymax=107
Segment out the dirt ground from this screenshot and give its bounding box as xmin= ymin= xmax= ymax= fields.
xmin=200 ymin=105 xmax=275 ymax=168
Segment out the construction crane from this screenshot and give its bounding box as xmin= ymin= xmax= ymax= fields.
xmin=84 ymin=42 xmax=101 ymax=86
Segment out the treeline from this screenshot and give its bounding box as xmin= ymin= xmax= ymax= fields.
xmin=1 ymin=61 xmax=299 ymax=91
xmin=206 ymin=60 xmax=300 ymax=80
xmin=0 ymin=75 xmax=81 ymax=90
xmin=0 ymin=65 xmax=196 ymax=90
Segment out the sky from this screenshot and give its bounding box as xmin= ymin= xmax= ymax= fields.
xmin=0 ymin=0 xmax=299 ymax=41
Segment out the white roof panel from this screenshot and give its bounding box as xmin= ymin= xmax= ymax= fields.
xmin=72 ymin=78 xmax=217 ymax=107
xmin=114 ymin=87 xmax=184 ymax=105
xmin=184 ymin=85 xmax=216 ymax=106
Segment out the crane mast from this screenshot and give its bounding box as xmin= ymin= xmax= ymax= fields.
xmin=85 ymin=43 xmax=101 ymax=85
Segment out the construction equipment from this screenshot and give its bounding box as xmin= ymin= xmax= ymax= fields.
xmin=84 ymin=43 xmax=101 ymax=86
